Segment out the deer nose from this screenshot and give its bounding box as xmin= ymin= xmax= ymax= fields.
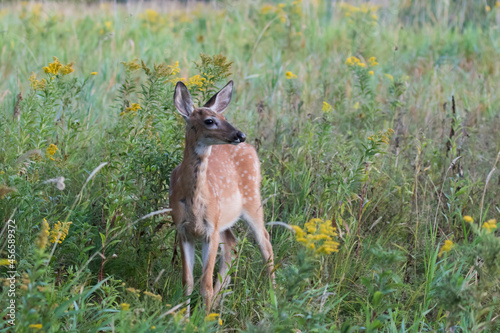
xmin=236 ymin=131 xmax=246 ymax=143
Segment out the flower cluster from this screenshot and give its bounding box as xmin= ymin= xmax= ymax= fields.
xmin=345 ymin=56 xmax=378 ymax=69
xmin=463 ymin=215 xmax=474 ymax=223
xmin=285 ymin=71 xmax=297 ymax=80
xmin=35 ymin=219 xmax=72 ymax=247
xmin=438 ymin=239 xmax=454 ymax=257
xmin=46 ymin=144 xmax=58 ymax=160
xmin=482 ymin=219 xmax=497 ymax=233
xmin=126 ymin=287 xmax=141 ymax=297
xmin=139 ymin=9 xmax=163 ymax=25
xmin=49 ymin=221 xmax=72 ymax=244
xmin=291 ymin=218 xmax=340 ymax=255
xmin=260 ymin=1 xmax=302 ymax=23
xmin=43 ymin=57 xmax=74 ymax=75
xmin=322 ymin=101 xmax=333 ymax=113
xmin=167 ymin=61 xmax=180 ymax=76
xmin=120 ymin=103 xmax=141 ymax=117
xmin=144 ymin=290 xmax=162 ymax=301
xmin=463 ymin=215 xmax=497 ymax=233
xmin=368 ymin=128 xmax=395 ymax=145
xmin=205 ymin=313 xmax=223 ymax=326
xmin=122 ymin=59 xmax=142 ymax=72
xmin=36 ymin=219 xmax=50 ymax=249
xmin=340 ymin=3 xmax=379 ymax=23
xmin=28 ymin=72 xmax=47 ymax=91
xmin=186 ymin=74 xmax=206 ymax=88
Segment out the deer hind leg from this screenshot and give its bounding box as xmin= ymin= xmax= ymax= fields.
xmin=242 ymin=206 xmax=275 ymax=282
xmin=213 ymin=228 xmax=237 ymax=309
xmin=201 ymin=231 xmax=220 ymax=312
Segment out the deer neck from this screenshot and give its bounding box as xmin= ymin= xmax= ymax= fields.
xmin=181 ymin=132 xmax=212 ymax=213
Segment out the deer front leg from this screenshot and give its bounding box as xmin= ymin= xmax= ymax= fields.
xmin=180 ymin=238 xmax=195 ymax=313
xmin=201 ymin=231 xmax=220 ymax=312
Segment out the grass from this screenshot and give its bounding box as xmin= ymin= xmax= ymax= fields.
xmin=1 ymin=1 xmax=500 ymax=332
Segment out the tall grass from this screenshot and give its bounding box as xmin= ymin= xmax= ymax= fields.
xmin=1 ymin=1 xmax=499 ymax=331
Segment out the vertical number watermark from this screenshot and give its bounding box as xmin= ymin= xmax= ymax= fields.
xmin=6 ymin=219 xmax=17 ymax=326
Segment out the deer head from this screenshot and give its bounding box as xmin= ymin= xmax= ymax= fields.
xmin=174 ymin=81 xmax=246 ymax=150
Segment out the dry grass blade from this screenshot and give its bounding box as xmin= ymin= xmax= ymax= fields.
xmin=159 ymin=300 xmax=189 ymax=319
xmin=12 ymin=92 xmax=22 ymax=121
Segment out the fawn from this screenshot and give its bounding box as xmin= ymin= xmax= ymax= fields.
xmin=169 ymin=80 xmax=275 ymax=311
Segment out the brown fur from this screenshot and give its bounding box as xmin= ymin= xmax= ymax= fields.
xmin=169 ymin=81 xmax=275 ymax=312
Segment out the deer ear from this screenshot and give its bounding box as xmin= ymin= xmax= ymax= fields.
xmin=204 ymin=80 xmax=233 ymax=113
xmin=174 ymin=81 xmax=193 ymax=118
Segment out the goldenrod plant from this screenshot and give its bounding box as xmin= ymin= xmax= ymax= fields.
xmin=1 ymin=1 xmax=499 ymax=332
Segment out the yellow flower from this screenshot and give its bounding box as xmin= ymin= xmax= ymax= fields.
xmin=345 ymin=56 xmax=360 ymax=66
xmin=260 ymin=4 xmax=275 ymax=15
xmin=129 ymin=103 xmax=141 ymax=112
xmin=285 ymin=71 xmax=297 ymax=79
xmin=28 ymin=72 xmax=47 ymax=91
xmin=292 ymin=219 xmax=339 ymax=255
xmin=482 ymin=219 xmax=497 ymax=233
xmin=91 ymin=72 xmax=98 ymax=75
xmin=384 ymin=74 xmax=394 ymax=81
xmin=43 ymin=57 xmax=62 ymax=75
xmin=105 ymin=21 xmax=112 ymax=29
xmin=143 ymin=9 xmax=159 ymax=23
xmin=42 ymin=57 xmax=74 ymax=75
xmin=368 ymin=57 xmax=378 ymax=66
xmin=357 ymin=62 xmax=366 ymax=68
xmin=59 ymin=63 xmax=74 ymax=75
xmin=126 ymin=287 xmax=140 ymax=296
xmin=438 ymin=240 xmax=454 ymax=257
xmin=36 ymin=218 xmax=50 ymax=249
xmin=353 ymin=102 xmax=360 ymax=109
xmin=120 ymin=303 xmax=130 ymax=311
xmin=322 ymin=101 xmax=333 ymax=113
xmin=205 ymin=313 xmax=220 ymax=322
xmin=496 ymin=1 xmax=500 ymax=8
xmin=144 ymin=290 xmax=162 ymax=301
xmin=368 ymin=71 xmax=374 ymax=75
xmin=219 ymin=318 xmax=223 ymax=326
xmin=29 ymin=324 xmax=42 ymax=330
xmin=46 ymin=144 xmax=58 ymax=156
xmin=120 ymin=103 xmax=142 ymax=117
xmin=168 ymin=61 xmax=180 ymax=76
xmin=151 ymin=326 xmax=156 ymax=330
xmin=486 ymin=5 xmax=491 ymax=12
xmin=305 ymin=218 xmax=320 ymax=233
xmin=184 ymin=74 xmax=206 ymax=89
xmin=463 ymin=215 xmax=474 ymax=224
xmin=49 ymin=221 xmax=72 ymax=244
xmin=122 ymin=59 xmax=141 ymax=72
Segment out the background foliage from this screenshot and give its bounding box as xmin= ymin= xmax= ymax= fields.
xmin=1 ymin=0 xmax=500 ymax=331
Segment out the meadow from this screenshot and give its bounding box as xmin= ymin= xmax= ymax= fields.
xmin=1 ymin=1 xmax=500 ymax=331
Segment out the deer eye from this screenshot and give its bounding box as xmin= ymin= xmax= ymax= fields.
xmin=204 ymin=119 xmax=214 ymax=126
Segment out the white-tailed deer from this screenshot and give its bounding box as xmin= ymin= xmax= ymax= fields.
xmin=169 ymin=80 xmax=275 ymax=312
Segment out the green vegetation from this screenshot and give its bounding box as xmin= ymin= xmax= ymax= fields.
xmin=1 ymin=1 xmax=499 ymax=331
